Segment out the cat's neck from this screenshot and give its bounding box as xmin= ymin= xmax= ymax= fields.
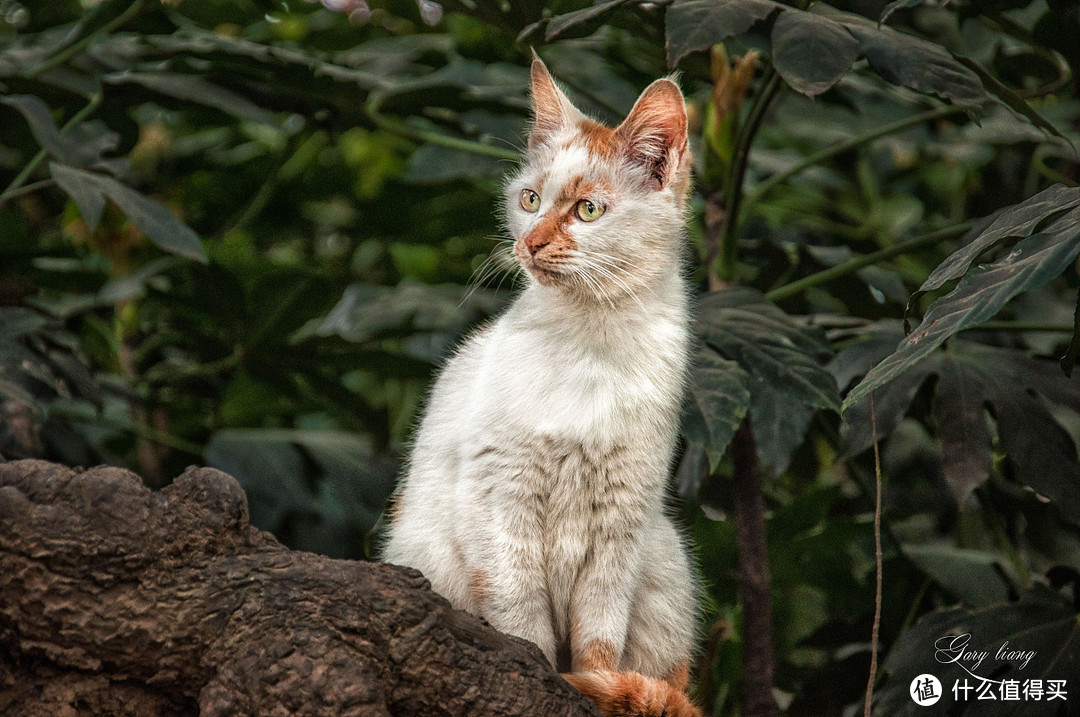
xmin=512 ymin=260 xmax=687 ymax=344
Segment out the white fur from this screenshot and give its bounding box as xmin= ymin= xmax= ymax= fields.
xmin=382 ymin=74 xmax=697 ymax=679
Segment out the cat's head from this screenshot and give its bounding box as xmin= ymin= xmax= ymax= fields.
xmin=504 ymin=58 xmax=690 ymax=301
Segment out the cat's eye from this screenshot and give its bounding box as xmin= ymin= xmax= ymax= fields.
xmin=576 ymin=199 xmax=605 ymax=222
xmin=520 ymin=189 xmax=541 ymax=213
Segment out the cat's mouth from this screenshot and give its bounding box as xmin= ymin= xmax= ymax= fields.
xmin=523 ymin=258 xmax=562 ymax=285
xmin=515 ymin=242 xmax=566 ymax=286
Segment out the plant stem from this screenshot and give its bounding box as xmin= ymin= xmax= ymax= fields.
xmin=766 ymin=219 xmax=977 ymax=302
xmin=731 ymin=416 xmax=778 ymax=717
xmin=747 ymin=104 xmax=967 ymax=207
xmin=365 ymin=92 xmax=519 ymax=162
xmin=863 ymin=393 xmax=883 ymax=717
xmin=30 ymin=0 xmax=144 ymax=78
xmin=0 ymin=179 xmax=55 ymax=202
xmin=0 ymin=93 xmax=103 ymax=209
xmin=718 ymin=68 xmax=783 ymax=282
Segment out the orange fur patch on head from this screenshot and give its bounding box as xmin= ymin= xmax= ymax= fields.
xmin=468 ymin=568 xmax=491 ymax=607
xmin=577 ymin=639 xmax=619 ymax=672
xmin=522 ymin=208 xmax=575 ymax=256
xmin=562 ymin=670 xmax=702 ymax=717
xmin=573 ymin=119 xmax=620 ymax=159
xmin=558 ymin=176 xmax=605 ymax=204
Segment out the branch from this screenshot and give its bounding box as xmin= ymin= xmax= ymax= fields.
xmin=0 ymin=460 xmax=598 ymax=717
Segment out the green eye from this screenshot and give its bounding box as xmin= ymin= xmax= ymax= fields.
xmin=576 ymin=199 xmax=605 ymax=222
xmin=520 ymin=189 xmax=540 ymax=213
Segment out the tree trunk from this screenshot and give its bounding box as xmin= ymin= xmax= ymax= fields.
xmin=0 ymin=460 xmax=598 ymax=717
xmin=731 ymin=418 xmax=778 ymax=717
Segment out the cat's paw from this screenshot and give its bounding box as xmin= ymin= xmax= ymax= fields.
xmin=562 ymin=669 xmax=701 ymax=717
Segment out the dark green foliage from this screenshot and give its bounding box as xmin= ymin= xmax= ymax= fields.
xmin=3 ymin=0 xmax=1080 ymax=714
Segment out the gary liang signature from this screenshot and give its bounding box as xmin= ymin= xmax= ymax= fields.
xmin=935 ymin=633 xmax=1036 ymax=678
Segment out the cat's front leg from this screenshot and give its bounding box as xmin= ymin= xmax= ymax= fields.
xmin=567 ymin=479 xmax=654 ymax=672
xmin=458 ymin=454 xmax=558 ymax=665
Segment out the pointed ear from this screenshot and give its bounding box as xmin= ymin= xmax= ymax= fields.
xmin=614 ymin=79 xmax=689 ymax=191
xmin=529 ymin=56 xmax=582 ymax=148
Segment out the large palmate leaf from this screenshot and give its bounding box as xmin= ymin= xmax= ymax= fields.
xmin=683 ymin=348 xmax=751 ymax=470
xmin=50 ymin=163 xmax=207 ymax=262
xmin=665 ymin=0 xmax=985 ymax=101
xmin=876 ymin=584 xmax=1080 ymax=716
xmin=845 ymin=186 xmax=1080 ymax=410
xmin=694 ymin=288 xmax=839 ymax=474
xmin=820 ymin=6 xmax=984 ymax=104
xmin=836 ymin=327 xmax=1080 ymax=522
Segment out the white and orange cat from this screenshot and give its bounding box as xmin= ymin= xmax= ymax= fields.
xmin=382 ymin=58 xmax=700 ymax=717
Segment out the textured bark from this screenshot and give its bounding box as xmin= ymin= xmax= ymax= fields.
xmin=0 ymin=460 xmax=598 ymax=717
xmin=731 ymin=418 xmax=778 ymax=717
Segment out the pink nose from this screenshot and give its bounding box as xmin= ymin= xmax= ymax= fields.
xmin=525 ymin=231 xmax=550 ymax=255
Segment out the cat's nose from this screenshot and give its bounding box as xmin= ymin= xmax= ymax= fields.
xmin=525 ymin=233 xmax=550 ymax=255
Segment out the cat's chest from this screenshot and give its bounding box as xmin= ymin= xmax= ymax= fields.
xmin=472 ymin=312 xmax=686 ymax=443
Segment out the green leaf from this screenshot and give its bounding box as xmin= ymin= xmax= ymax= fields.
xmin=404 ymin=143 xmax=508 ymax=183
xmin=205 ymin=429 xmax=397 ymax=558
xmin=1062 ymin=289 xmax=1080 ymax=378
xmin=665 ymin=0 xmax=780 ymax=67
xmin=103 ymin=72 xmax=279 ymax=125
xmin=49 ymin=163 xmax=207 ymax=263
xmin=932 ymin=352 xmax=992 ymax=503
xmin=770 ymin=10 xmax=858 ymax=97
xmin=878 ymin=0 xmax=928 ymax=26
xmin=518 ymin=0 xmax=637 ymax=43
xmin=836 ymin=328 xmax=1080 ymax=522
xmin=918 ymin=185 xmax=1080 ymax=299
xmin=904 ymin=544 xmax=1011 ymax=607
xmin=845 ymin=198 xmax=1080 ymax=411
xmin=697 ymin=288 xmax=839 ymax=473
xmin=840 ymin=356 xmax=934 ymax=458
xmin=822 ymin=6 xmax=985 ymax=105
xmin=0 ymin=95 xmax=120 ymax=171
xmin=955 ymin=56 xmax=1073 ymax=148
xmin=877 ymin=585 xmax=1080 ymax=715
xmin=684 ymin=348 xmax=751 ymax=470
xmin=318 ymin=282 xmax=504 ymax=362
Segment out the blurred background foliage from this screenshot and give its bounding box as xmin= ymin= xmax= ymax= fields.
xmin=1 ymin=0 xmax=1079 ymax=713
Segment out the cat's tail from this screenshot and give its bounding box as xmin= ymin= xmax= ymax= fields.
xmin=562 ymin=670 xmax=701 ymax=717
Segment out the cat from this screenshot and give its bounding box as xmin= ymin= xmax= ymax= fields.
xmin=382 ymin=57 xmax=700 ymax=717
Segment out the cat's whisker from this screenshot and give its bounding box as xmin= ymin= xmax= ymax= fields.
xmin=578 ymin=249 xmax=649 ymax=276
xmin=492 ymin=248 xmax=524 ymax=297
xmin=463 ymin=241 xmax=519 ymax=306
xmin=575 ymin=250 xmax=651 ymax=288
xmin=575 ymin=257 xmax=646 ymax=312
xmin=572 ymin=266 xmax=617 ymax=311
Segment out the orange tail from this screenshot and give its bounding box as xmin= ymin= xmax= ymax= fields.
xmin=562 ymin=670 xmax=702 ymax=717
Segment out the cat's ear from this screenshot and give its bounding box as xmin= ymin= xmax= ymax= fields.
xmin=615 ymin=79 xmax=689 ymax=191
xmin=529 ymin=56 xmax=582 ymax=148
